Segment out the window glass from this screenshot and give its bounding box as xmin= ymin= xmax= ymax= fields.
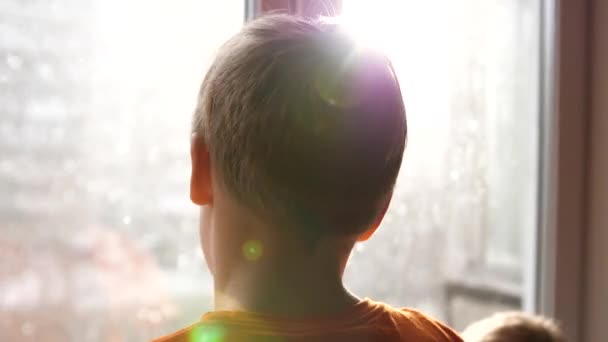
xmin=1 ymin=0 xmax=541 ymax=340
xmin=341 ymin=0 xmax=540 ymax=330
xmin=0 ymin=1 xmax=242 ymax=340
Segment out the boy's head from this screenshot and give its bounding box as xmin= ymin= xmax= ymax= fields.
xmin=190 ymin=15 xmax=406 ymax=270
xmin=462 ymin=312 xmax=565 ymax=342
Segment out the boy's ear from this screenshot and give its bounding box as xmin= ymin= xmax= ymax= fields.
xmin=190 ymin=133 xmax=213 ymax=205
xmin=357 ymin=197 xmax=392 ymax=242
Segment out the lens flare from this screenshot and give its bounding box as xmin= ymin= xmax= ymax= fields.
xmin=189 ymin=324 xmax=225 ymax=342
xmin=242 ymin=240 xmax=264 ymax=261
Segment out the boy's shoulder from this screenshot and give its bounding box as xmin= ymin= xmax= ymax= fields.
xmin=388 ymin=306 xmax=464 ymax=342
xmin=151 ymin=321 xmax=233 ymax=342
xmin=152 ymin=301 xmax=463 ymax=342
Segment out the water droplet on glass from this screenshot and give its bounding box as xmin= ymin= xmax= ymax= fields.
xmin=450 ymin=169 xmax=460 ymax=181
xmin=6 ymin=54 xmax=23 ymax=70
xmin=38 ymin=63 xmax=54 ymax=80
xmin=177 ymin=254 xmax=188 ymax=268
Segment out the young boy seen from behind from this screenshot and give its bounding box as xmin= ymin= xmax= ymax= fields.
xmin=154 ymin=14 xmax=463 ymax=342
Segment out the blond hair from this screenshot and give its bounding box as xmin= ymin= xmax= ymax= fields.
xmin=462 ymin=312 xmax=565 ymax=342
xmin=193 ymin=14 xmax=406 ymax=237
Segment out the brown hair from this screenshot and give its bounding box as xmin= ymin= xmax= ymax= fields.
xmin=462 ymin=312 xmax=565 ymax=342
xmin=193 ymin=14 xmax=407 ymax=237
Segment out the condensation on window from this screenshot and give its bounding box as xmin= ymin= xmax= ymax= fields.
xmin=342 ymin=0 xmax=540 ymax=330
xmin=0 ymin=1 xmax=242 ymax=341
xmin=0 ymin=0 xmax=540 ymax=341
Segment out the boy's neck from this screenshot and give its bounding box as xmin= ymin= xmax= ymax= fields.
xmin=213 ymin=236 xmax=360 ymax=317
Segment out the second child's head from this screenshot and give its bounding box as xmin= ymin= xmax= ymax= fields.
xmin=190 ymin=15 xmax=407 ymax=279
xmin=462 ymin=312 xmax=565 ymax=342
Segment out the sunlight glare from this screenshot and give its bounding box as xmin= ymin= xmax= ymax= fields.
xmin=339 ymin=0 xmax=453 ymax=181
xmin=338 ymin=0 xmax=406 ymax=56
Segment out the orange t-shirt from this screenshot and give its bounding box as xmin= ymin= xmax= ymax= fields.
xmin=152 ymin=299 xmax=463 ymax=342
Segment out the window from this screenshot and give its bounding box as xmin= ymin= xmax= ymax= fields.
xmin=341 ymin=0 xmax=540 ymax=330
xmin=1 ymin=0 xmax=542 ymax=340
xmin=1 ymin=1 xmax=242 ymax=340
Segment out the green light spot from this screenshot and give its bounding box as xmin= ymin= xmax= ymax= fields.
xmin=189 ymin=324 xmax=224 ymax=342
xmin=242 ymin=240 xmax=264 ymax=261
